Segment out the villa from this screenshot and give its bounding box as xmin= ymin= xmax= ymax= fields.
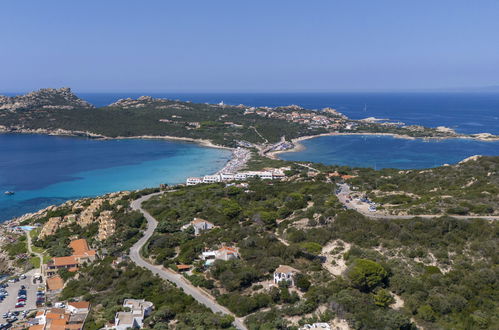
xmin=113 ymin=299 xmax=154 ymax=330
xmin=274 ymin=265 xmax=300 ymax=287
xmin=181 ymin=218 xmax=215 ymax=235
xmin=201 ymin=246 xmax=239 ymax=265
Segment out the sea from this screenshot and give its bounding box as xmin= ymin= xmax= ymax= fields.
xmin=1 ymin=92 xmax=499 ymax=221
xmin=0 ymin=134 xmax=231 ymax=221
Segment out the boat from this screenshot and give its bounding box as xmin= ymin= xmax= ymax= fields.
xmin=4 ymin=191 xmax=15 ymax=195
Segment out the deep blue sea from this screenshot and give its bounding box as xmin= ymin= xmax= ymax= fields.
xmin=1 ymin=92 xmax=499 ymax=221
xmin=0 ymin=134 xmax=231 ymax=221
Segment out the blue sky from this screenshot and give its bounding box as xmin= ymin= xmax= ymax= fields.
xmin=1 ymin=1 xmax=498 ymax=92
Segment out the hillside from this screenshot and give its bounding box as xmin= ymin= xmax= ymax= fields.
xmin=345 ymin=155 xmax=499 ymax=216
xmin=2 ymin=159 xmax=497 ymax=329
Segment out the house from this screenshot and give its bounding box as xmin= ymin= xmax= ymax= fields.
xmin=274 ymin=265 xmax=300 ymax=287
xmin=31 ymin=304 xmax=89 ymax=330
xmin=299 ymin=323 xmax=331 ymax=330
xmin=200 ymin=246 xmax=239 ymax=265
xmin=70 ymin=239 xmax=97 ymax=263
xmin=45 ymin=239 xmax=97 ymax=276
xmin=114 ymin=299 xmax=154 ymax=330
xmin=181 ymin=218 xmax=214 ymax=235
xmin=215 ymin=246 xmax=239 ymax=261
xmin=67 ymin=301 xmax=90 ymax=314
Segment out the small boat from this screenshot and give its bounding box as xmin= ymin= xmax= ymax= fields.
xmin=4 ymin=191 xmax=15 ymax=196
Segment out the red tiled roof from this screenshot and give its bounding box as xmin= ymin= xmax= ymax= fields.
xmin=52 ymin=256 xmax=78 ymax=267
xmin=46 ymin=276 xmax=64 ymax=291
xmin=68 ymin=301 xmax=90 ymax=309
xmin=176 ymin=264 xmax=191 ymax=270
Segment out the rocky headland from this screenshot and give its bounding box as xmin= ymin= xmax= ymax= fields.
xmin=0 ymin=87 xmax=94 ymax=111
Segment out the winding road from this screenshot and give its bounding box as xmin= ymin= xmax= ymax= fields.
xmin=129 ymin=192 xmax=247 ymax=330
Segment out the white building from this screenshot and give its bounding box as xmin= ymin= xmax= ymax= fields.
xmin=220 ymin=173 xmax=236 ymax=181
xmin=114 ymin=299 xmax=154 ymax=330
xmin=201 ymin=246 xmax=239 ymax=265
xmin=186 ymin=168 xmax=287 ymax=185
xmin=66 ymin=301 xmax=91 ymax=314
xmin=203 ymin=175 xmax=221 ymax=183
xmin=274 ymin=265 xmax=300 ymax=287
xmin=181 ymin=218 xmax=215 ymax=235
xmin=300 ymin=323 xmax=331 ymax=330
xmin=186 ymin=177 xmax=203 ymax=186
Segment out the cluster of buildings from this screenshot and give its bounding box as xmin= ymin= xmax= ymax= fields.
xmin=243 ymin=106 xmax=350 ymax=130
xmin=186 ymin=168 xmax=286 ymax=186
xmin=29 ymin=301 xmax=90 ymax=330
xmin=44 ymin=239 xmax=97 ymax=277
xmin=38 ymin=192 xmax=129 ymax=242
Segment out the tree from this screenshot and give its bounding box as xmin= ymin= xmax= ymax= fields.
xmin=373 ymin=289 xmax=395 ymax=307
xmin=295 ymin=273 xmax=311 ymax=292
xmin=346 ymin=259 xmax=388 ymax=292
xmin=417 ymin=305 xmax=436 ymax=322
xmin=220 ymin=199 xmax=242 ymax=218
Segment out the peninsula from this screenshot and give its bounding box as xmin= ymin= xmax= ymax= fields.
xmin=1 ymin=88 xmax=497 ymax=158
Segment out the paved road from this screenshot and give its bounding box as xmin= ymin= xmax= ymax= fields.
xmin=129 ymin=192 xmax=247 ymax=330
xmin=336 ymin=183 xmax=499 ymax=221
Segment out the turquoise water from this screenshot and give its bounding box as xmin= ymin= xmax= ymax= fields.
xmin=279 ymin=135 xmax=499 ymax=169
xmin=0 ymin=134 xmax=231 ymax=221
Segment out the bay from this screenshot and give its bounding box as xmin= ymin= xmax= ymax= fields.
xmin=0 ymin=134 xmax=231 ymax=221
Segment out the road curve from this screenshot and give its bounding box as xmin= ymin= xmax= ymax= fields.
xmin=129 ymin=192 xmax=247 ymax=330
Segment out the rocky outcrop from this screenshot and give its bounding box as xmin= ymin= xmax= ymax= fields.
xmin=0 ymin=87 xmax=94 ymax=111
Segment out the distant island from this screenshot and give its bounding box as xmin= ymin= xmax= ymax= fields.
xmin=1 ymin=88 xmax=498 ymax=157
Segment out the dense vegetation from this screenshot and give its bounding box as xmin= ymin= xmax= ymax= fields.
xmin=0 ymin=100 xmax=324 ymax=146
xmin=346 ymin=156 xmax=499 ymax=215
xmin=141 ymin=174 xmax=498 ymax=329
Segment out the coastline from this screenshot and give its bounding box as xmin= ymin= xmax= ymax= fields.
xmin=0 ymin=132 xmax=246 ymax=225
xmin=0 ymin=127 xmax=233 ymax=151
xmin=266 ymin=131 xmax=499 ymax=159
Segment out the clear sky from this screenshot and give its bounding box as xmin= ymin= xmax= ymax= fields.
xmin=1 ymin=1 xmax=498 ymax=92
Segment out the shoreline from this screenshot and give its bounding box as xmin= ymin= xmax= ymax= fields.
xmin=0 ymin=131 xmax=242 ymax=227
xmin=0 ymin=128 xmax=234 ymax=151
xmin=266 ymin=131 xmax=499 ymax=159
